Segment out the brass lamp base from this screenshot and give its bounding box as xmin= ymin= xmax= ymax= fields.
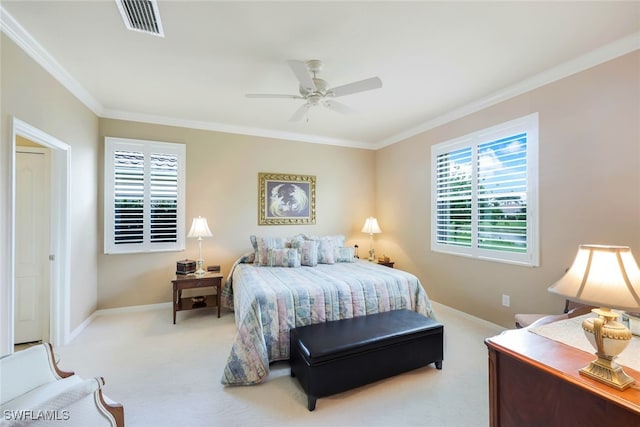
xmin=580 ymin=308 xmax=635 ymax=391
xmin=579 ymin=356 xmax=635 ymax=391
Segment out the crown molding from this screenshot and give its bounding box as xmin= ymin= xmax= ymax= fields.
xmin=100 ymin=108 xmax=374 ymax=149
xmin=0 ymin=6 xmax=104 ymax=115
xmin=3 ymin=5 xmax=637 ymax=151
xmin=375 ymin=31 xmax=640 ymax=149
xmin=0 ymin=6 xmax=369 ymax=148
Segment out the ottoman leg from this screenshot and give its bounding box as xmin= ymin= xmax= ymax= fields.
xmin=307 ymin=396 xmax=317 ymax=411
xmin=435 ymin=360 xmax=443 ymax=370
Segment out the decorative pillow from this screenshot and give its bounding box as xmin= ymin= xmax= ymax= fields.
xmin=265 ymin=248 xmax=301 ymax=268
xmin=239 ymin=251 xmax=256 ymax=264
xmin=292 ymin=239 xmax=319 ymax=267
xmin=329 ymin=235 xmax=346 ymax=248
xmin=255 ymin=236 xmax=289 ymax=266
xmin=335 ymin=246 xmax=356 ymax=263
xmin=249 ymin=235 xmax=259 ymax=263
xmin=287 ymin=234 xmax=306 ymax=247
xmin=305 ymin=234 xmax=345 ymax=248
xmin=316 ymin=239 xmax=336 ymax=264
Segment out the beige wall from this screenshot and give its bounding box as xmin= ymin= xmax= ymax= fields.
xmin=1 ymin=34 xmax=100 ymax=334
xmin=97 ymin=119 xmax=376 ymax=308
xmin=377 ymin=51 xmax=640 ymax=327
xmin=3 ymin=29 xmax=638 ymax=333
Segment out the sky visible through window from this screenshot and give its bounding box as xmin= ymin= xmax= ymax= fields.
xmin=436 ymin=132 xmax=528 ymax=253
xmin=478 ymin=133 xmax=527 ymax=199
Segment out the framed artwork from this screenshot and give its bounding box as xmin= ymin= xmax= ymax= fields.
xmin=258 ymin=172 xmax=316 ymax=225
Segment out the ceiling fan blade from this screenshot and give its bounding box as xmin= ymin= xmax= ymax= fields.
xmin=246 ymin=94 xmax=302 ymax=99
xmin=289 ymin=103 xmax=311 ymax=122
xmin=287 ymin=60 xmax=316 ymax=92
xmin=329 ymin=77 xmax=382 ymax=97
xmin=323 ymin=99 xmax=354 ymax=114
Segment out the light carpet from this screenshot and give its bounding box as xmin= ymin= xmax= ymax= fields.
xmin=55 ymin=302 xmax=504 ymax=427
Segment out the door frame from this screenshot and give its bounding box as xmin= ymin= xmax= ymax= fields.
xmin=2 ymin=117 xmax=71 ymax=354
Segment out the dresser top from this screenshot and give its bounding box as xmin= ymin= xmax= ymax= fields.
xmin=486 ymin=327 xmax=640 ymax=412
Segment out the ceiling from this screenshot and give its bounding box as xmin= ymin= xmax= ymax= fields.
xmin=2 ymin=1 xmax=639 ymax=149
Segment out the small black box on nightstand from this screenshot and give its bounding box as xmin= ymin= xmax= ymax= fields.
xmin=176 ymin=259 xmax=196 ymax=275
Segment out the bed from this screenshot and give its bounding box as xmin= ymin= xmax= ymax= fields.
xmin=220 ymin=238 xmax=435 ymax=386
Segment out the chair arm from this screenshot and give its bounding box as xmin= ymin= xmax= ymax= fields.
xmin=97 ymin=383 xmax=125 ymax=427
xmin=0 ymin=343 xmax=74 ymax=405
xmin=57 ymin=378 xmax=123 ymax=427
xmin=45 ymin=343 xmax=74 ymax=379
xmin=526 ymin=313 xmax=569 ymax=328
xmin=567 ymin=305 xmax=594 ymax=318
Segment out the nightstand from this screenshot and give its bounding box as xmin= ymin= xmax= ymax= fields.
xmin=377 ymin=261 xmax=394 ymax=268
xmin=172 ymin=272 xmax=223 ymax=324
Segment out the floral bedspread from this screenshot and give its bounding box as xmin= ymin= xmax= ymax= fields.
xmin=220 ymin=256 xmax=435 ymax=385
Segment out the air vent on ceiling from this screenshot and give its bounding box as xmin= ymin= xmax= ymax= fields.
xmin=115 ymin=0 xmax=164 ymax=37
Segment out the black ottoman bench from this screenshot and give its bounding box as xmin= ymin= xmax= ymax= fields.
xmin=289 ymin=309 xmax=443 ymax=411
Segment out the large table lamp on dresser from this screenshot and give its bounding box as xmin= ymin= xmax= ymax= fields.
xmin=548 ymin=244 xmax=640 ymax=390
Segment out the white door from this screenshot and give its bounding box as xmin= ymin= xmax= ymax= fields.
xmin=15 ymin=149 xmax=50 ymax=344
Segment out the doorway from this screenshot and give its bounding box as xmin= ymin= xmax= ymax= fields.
xmin=1 ymin=117 xmax=71 ymax=355
xmin=14 ymin=146 xmax=51 ymax=345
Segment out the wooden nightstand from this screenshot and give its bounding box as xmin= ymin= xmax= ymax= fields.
xmin=172 ymin=272 xmax=223 ymax=324
xmin=377 ymin=261 xmax=394 ymax=268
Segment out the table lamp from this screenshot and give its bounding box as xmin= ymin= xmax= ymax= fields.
xmin=361 ymin=217 xmax=382 ymax=262
xmin=187 ymin=216 xmax=213 ymax=275
xmin=548 ymin=244 xmax=640 ymax=390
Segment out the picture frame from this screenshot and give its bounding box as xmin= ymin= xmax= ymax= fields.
xmin=258 ymin=172 xmax=316 ymax=225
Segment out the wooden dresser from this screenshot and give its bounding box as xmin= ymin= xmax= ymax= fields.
xmin=485 ymin=327 xmax=640 ymax=426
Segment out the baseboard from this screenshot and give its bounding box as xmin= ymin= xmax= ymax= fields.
xmin=95 ymin=302 xmax=172 ymax=316
xmin=431 ymin=300 xmax=505 ymax=332
xmin=67 ymin=311 xmax=97 ymax=344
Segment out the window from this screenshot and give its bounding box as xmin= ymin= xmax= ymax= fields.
xmin=431 ymin=113 xmax=539 ymax=266
xmin=104 ymin=137 xmax=186 ymax=254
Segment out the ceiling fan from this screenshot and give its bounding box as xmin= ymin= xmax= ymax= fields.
xmin=246 ymin=59 xmax=383 ymax=122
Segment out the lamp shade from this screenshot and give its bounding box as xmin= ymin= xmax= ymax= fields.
xmin=361 ymin=217 xmax=382 ymax=235
xmin=548 ymin=245 xmax=640 ymax=311
xmin=187 ymin=216 xmax=213 ymax=238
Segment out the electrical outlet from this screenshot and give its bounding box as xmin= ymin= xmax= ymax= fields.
xmin=502 ymin=294 xmax=510 ymax=307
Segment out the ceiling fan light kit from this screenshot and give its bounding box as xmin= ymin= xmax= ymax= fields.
xmin=246 ymin=59 xmax=382 ymax=122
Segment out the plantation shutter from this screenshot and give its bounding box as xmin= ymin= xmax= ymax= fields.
xmin=105 ymin=138 xmax=185 ymax=254
xmin=149 ymin=152 xmax=179 ymax=243
xmin=114 ymin=150 xmax=145 ymax=244
xmin=477 ymin=134 xmax=528 ymax=253
xmin=435 ymin=147 xmax=472 ymax=248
